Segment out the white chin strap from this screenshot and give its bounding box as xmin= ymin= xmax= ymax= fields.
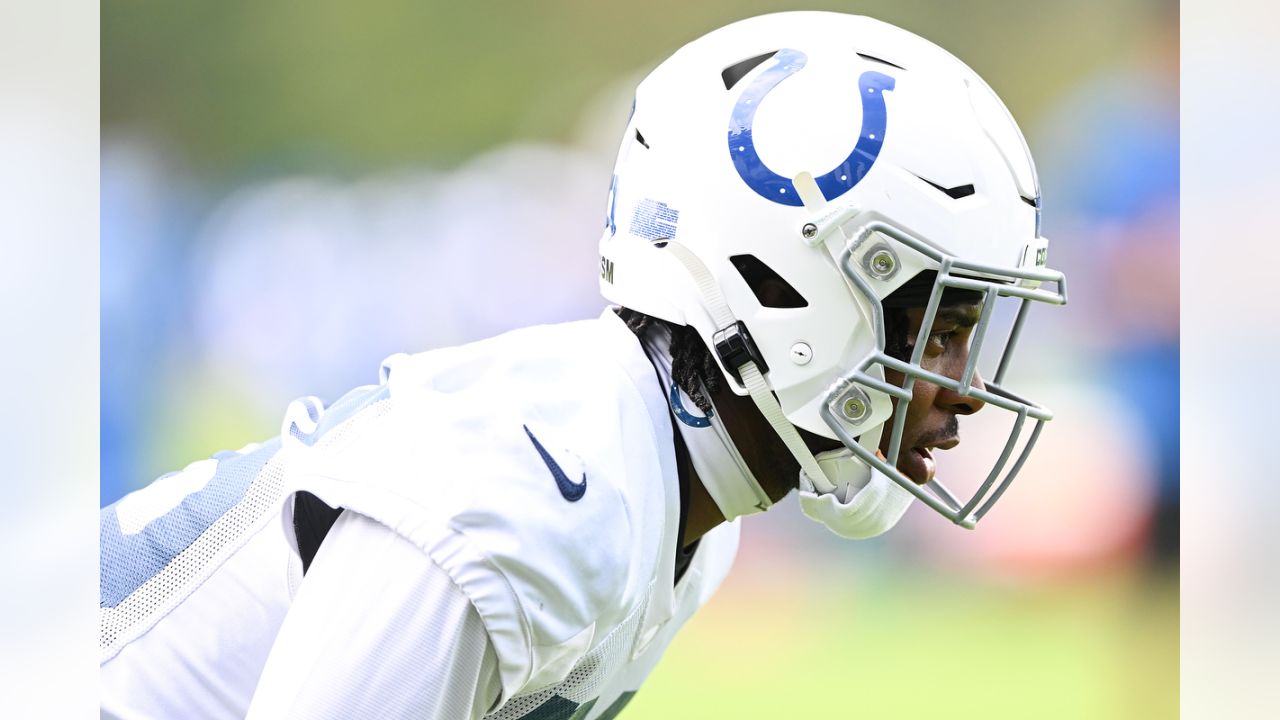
xmin=662 ymin=241 xmax=915 ymax=539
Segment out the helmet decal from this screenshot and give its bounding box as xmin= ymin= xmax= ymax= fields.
xmin=670 ymin=382 xmax=713 ymax=428
xmin=727 ymin=48 xmax=896 ymax=207
xmin=629 ymin=198 xmax=680 ymax=242
xmin=605 ymin=174 xmax=618 ymax=236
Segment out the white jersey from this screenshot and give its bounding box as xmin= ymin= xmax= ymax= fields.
xmin=100 ymin=309 xmax=740 ymax=719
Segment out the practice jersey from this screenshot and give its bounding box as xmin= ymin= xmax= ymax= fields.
xmin=100 ymin=309 xmax=740 ymax=719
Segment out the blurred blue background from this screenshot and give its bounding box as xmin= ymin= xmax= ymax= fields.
xmin=102 ymin=1 xmax=1178 ymax=717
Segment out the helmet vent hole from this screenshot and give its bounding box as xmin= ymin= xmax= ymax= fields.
xmin=635 ymin=129 xmax=650 ymax=149
xmin=913 ymin=173 xmax=976 ymax=199
xmin=721 ymin=51 xmax=778 ymax=91
xmin=855 ymin=52 xmax=906 ymax=71
xmin=729 ymin=254 xmax=809 ymax=308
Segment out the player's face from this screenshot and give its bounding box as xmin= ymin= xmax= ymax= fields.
xmin=881 ymin=302 xmax=987 ymax=485
xmin=718 ymin=298 xmax=989 ymax=500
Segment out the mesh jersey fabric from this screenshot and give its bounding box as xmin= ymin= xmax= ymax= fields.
xmin=100 ymin=383 xmax=399 ymax=718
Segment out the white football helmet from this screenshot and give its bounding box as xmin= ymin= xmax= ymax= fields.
xmin=599 ymin=12 xmax=1067 ymax=529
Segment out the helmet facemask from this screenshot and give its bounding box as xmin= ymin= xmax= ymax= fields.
xmin=815 ymin=212 xmax=1067 ymax=528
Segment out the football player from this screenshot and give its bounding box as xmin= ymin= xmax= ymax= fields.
xmin=100 ymin=12 xmax=1066 ymax=719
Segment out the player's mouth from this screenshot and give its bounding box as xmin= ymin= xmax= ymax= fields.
xmin=900 ymin=438 xmax=958 ymax=485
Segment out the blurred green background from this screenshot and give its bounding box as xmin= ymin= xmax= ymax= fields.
xmin=103 ymin=1 xmax=1178 ymax=717
xmin=104 ymin=0 xmax=1169 ymax=177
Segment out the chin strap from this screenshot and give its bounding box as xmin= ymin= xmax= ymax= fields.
xmin=661 ymin=241 xmax=838 ymax=496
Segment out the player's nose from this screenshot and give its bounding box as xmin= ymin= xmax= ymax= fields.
xmin=936 ymin=366 xmax=986 ymax=416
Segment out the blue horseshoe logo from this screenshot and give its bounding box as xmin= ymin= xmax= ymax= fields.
xmin=670 ymin=382 xmax=712 ymax=428
xmin=728 ymin=49 xmax=895 ymax=207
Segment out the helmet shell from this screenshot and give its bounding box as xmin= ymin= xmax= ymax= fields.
xmin=600 ymin=11 xmax=1043 ymax=438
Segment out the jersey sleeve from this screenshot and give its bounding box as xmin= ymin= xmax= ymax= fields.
xmin=245 ymin=511 xmax=501 ymax=720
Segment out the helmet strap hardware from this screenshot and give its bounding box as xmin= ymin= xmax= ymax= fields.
xmin=713 ymin=320 xmax=769 ymax=385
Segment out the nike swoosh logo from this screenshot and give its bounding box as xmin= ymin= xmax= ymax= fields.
xmin=523 ymin=425 xmax=587 ymax=502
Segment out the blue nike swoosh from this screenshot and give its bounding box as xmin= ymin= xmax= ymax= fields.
xmin=523 ymin=425 xmax=587 ymax=502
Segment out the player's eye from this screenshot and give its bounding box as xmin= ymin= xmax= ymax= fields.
xmin=906 ymin=324 xmax=967 ymax=359
xmin=926 ymin=329 xmax=955 ymax=352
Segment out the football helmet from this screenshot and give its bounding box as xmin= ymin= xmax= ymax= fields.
xmin=599 ymin=12 xmax=1067 ymax=529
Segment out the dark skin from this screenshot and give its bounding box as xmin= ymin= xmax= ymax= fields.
xmin=676 ymin=300 xmax=987 ymax=549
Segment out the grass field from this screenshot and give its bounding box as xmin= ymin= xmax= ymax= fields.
xmin=624 ymin=568 xmax=1177 ymax=719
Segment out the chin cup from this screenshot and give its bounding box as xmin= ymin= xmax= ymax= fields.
xmin=797 ymin=448 xmax=915 ymax=539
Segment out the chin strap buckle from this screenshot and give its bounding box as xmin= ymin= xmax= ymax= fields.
xmin=713 ymin=320 xmax=769 ymax=385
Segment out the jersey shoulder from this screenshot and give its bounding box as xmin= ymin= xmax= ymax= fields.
xmin=285 ymin=314 xmax=677 ymax=699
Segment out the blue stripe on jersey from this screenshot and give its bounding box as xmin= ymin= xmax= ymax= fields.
xmin=99 ymin=438 xmax=280 ymax=608
xmin=521 ymin=695 xmax=582 ymax=720
xmin=512 ymin=692 xmax=634 ymax=720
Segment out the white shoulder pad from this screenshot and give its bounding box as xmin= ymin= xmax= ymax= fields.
xmin=282 ymin=317 xmax=674 ymax=700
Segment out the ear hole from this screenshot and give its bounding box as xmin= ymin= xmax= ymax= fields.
xmin=729 ymin=254 xmax=809 ymax=308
